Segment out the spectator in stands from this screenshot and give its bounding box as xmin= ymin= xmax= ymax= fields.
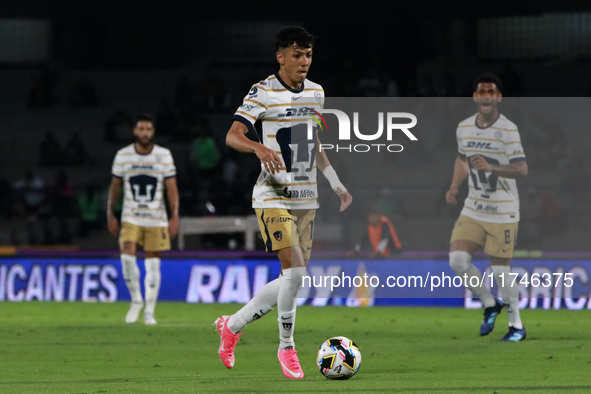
xmin=358 ymin=67 xmax=381 ymax=97
xmin=381 ymin=72 xmax=399 ymax=97
xmin=198 ymin=68 xmax=229 ymax=111
xmin=189 ymin=125 xmax=221 ymax=179
xmin=104 ymin=110 xmax=133 ymax=143
xmin=540 ymin=192 xmax=566 ymax=236
xmin=39 ymin=131 xmax=62 ymax=167
xmin=63 ymin=132 xmax=87 ymax=166
xmin=67 ymin=76 xmax=98 ymax=107
xmin=13 ymin=172 xmax=45 ymax=217
xmin=0 ymin=170 xmax=13 ymax=218
xmin=26 ymin=66 xmax=57 ymax=108
xmin=78 ymin=184 xmax=102 ymax=236
xmin=48 ymin=170 xmax=75 ymax=217
xmin=353 ymin=206 xmax=402 ymax=257
xmin=155 ymin=99 xmax=178 ymax=137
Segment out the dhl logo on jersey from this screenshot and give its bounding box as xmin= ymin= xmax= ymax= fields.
xmin=278 ymin=107 xmax=317 ymax=117
xmin=465 ymin=141 xmax=500 ymax=150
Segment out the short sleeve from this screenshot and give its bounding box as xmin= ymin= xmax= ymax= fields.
xmin=111 ymin=152 xmax=123 ymax=178
xmin=504 ymin=130 xmax=526 ymax=163
xmin=164 ymin=150 xmax=177 ymax=178
xmin=232 ymin=84 xmax=269 ymax=128
xmin=456 ymin=126 xmax=466 ymax=158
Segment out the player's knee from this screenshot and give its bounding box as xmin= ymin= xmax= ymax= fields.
xmin=449 ymin=250 xmax=472 ymax=273
xmin=120 ymin=242 xmax=135 ymax=255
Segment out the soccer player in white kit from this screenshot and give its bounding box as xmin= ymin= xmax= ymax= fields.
xmin=107 ymin=114 xmax=179 ymax=325
xmin=446 ymin=74 xmax=528 ymax=341
xmin=214 ymin=26 xmax=353 ymax=378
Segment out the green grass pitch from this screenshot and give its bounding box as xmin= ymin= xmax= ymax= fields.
xmin=1 ymin=302 xmax=590 ymax=393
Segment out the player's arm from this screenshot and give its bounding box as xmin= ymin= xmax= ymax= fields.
xmin=225 ymin=121 xmax=283 ymax=175
xmin=164 ymin=177 xmax=179 ymax=239
xmin=316 ymin=136 xmax=352 ymax=212
xmin=446 ymin=155 xmax=469 ymax=206
xmin=106 ymin=176 xmax=123 ymax=236
xmin=470 ymin=156 xmax=528 ymax=179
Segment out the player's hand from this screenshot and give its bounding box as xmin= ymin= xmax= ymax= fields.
xmin=470 ymin=155 xmax=492 ymax=172
xmin=445 ymin=187 xmax=458 ymax=206
xmin=168 ymin=216 xmax=179 ymax=239
xmin=254 ymin=144 xmax=283 ymax=174
xmin=107 ymin=213 xmax=119 ymax=236
xmin=337 ymin=188 xmax=353 ymax=212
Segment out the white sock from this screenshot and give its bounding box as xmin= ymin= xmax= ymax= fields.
xmin=449 ymin=251 xmax=495 ymax=308
xmin=144 ymin=257 xmax=161 ymax=315
xmin=277 ymin=267 xmax=306 ymax=351
xmin=227 ymin=278 xmax=281 ymax=334
xmin=492 ymin=265 xmax=523 ymax=329
xmin=121 ymin=254 xmax=142 ymax=303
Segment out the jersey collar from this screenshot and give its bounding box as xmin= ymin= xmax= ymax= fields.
xmin=134 ymin=143 xmax=154 ymax=155
xmin=275 ymin=73 xmax=305 ymax=94
xmin=474 ymin=112 xmax=501 ymax=130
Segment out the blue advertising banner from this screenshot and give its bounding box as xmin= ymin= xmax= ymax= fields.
xmin=0 ymin=258 xmax=590 ymax=310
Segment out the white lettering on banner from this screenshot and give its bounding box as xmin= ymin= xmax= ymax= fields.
xmin=529 ymin=266 xmax=553 ymax=310
xmin=252 ymin=265 xmax=269 ymax=297
xmin=7 ymin=264 xmax=26 ymax=301
xmin=26 ymin=265 xmax=44 ymax=301
xmin=304 ymin=265 xmax=343 ymax=307
xmin=0 ymin=264 xmax=118 ymax=302
xmin=66 ymin=265 xmax=84 ymax=301
xmin=82 ymin=266 xmax=100 ymax=302
xmin=45 ymin=265 xmax=66 ymax=301
xmin=99 ymin=265 xmax=118 ymax=302
xmin=465 ymin=265 xmax=591 ymax=310
xmin=0 ymin=265 xmax=6 ymax=301
xmin=553 ymin=266 xmax=564 ymax=310
xmin=186 ymin=265 xmax=221 ymax=303
xmin=564 ymin=266 xmax=588 ymax=310
xmin=218 ymin=265 xmax=250 ymax=303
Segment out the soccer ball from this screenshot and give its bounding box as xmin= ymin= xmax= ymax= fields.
xmin=316 ymin=336 xmax=361 ymax=379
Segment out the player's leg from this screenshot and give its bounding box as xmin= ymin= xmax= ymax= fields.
xmin=450 ymin=216 xmax=497 ymax=308
xmin=275 ymin=209 xmax=313 ymax=379
xmin=215 ymin=208 xmax=291 ymax=369
xmin=142 ymin=227 xmax=170 ymax=325
xmin=450 ymin=216 xmax=502 ymax=336
xmin=485 ymin=223 xmax=525 ymax=341
xmin=143 ymin=251 xmax=161 ymax=325
xmin=119 ymin=223 xmax=144 ymax=323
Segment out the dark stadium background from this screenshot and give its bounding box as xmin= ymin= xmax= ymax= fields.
xmin=1 ymin=0 xmax=591 ymax=252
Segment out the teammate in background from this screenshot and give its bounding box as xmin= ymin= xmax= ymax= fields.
xmin=446 ymin=74 xmax=528 ymax=341
xmin=215 ymin=26 xmax=353 ymax=379
xmin=107 ymin=114 xmax=179 ymax=325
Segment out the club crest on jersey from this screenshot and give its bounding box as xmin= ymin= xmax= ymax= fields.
xmin=273 ymin=230 xmax=283 ymax=241
xmin=314 ymin=91 xmax=322 ymax=103
xmin=248 ymin=87 xmax=258 ymax=97
xmin=494 ymin=130 xmax=503 ymax=139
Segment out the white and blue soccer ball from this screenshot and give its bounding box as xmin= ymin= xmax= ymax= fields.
xmin=316 ymin=336 xmax=361 ymax=380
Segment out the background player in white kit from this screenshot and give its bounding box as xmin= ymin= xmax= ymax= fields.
xmin=446 ymin=74 xmax=528 ymax=341
xmin=107 ymin=114 xmax=179 ymax=325
xmin=214 ymin=26 xmax=353 ymax=379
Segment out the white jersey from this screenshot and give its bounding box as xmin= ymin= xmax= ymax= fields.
xmin=233 ymin=73 xmax=324 ymax=210
xmin=456 ymin=113 xmax=526 ymax=224
xmin=111 ymin=144 xmax=176 ymax=227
